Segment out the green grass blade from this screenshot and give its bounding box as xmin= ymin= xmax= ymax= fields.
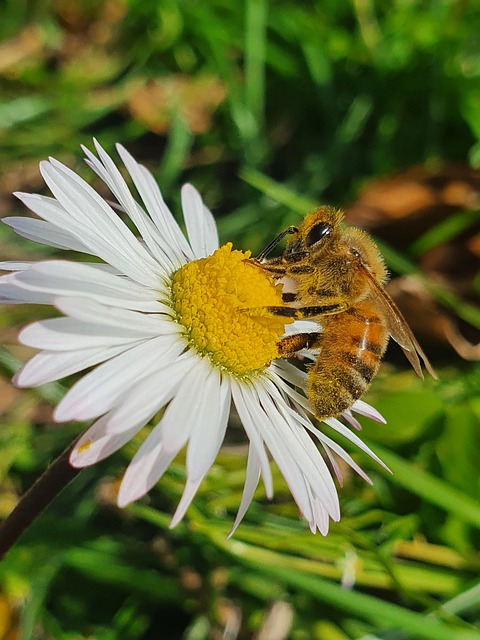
xmin=439 ymin=583 xmax=480 ymax=616
xmin=156 ymin=113 xmax=192 ymax=193
xmin=240 ymin=166 xmax=316 ymax=214
xmin=245 ymin=0 xmax=267 ymax=131
xmin=410 ymin=210 xmax=480 ymax=257
xmin=211 ymin=537 xmax=479 ymax=640
xmin=364 ymin=441 xmax=480 ymax=529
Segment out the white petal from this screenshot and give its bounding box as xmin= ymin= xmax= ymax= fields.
xmin=115 ymin=143 xmax=194 ymax=262
xmin=351 ymin=399 xmax=387 ymax=424
xmin=14 ymin=192 xmax=143 ymax=280
xmin=3 ymin=216 xmax=88 ymax=252
xmin=30 ymin=260 xmax=155 ymax=299
xmin=10 ymin=262 xmax=164 ymax=312
xmin=46 ymin=155 xmax=159 ymax=262
xmin=282 ymin=319 xmax=320 ymax=335
xmin=108 ymin=352 xmax=194 ymax=424
xmin=273 ymin=403 xmax=340 ymax=507
xmin=54 ymin=335 xmax=184 ymax=421
xmin=83 ymin=141 xmax=177 ymax=271
xmin=14 ymin=191 xmax=87 ymax=233
xmin=267 ymin=369 xmax=312 ymax=413
xmin=228 ymin=446 xmax=261 ymax=537
xmin=257 ymin=380 xmax=340 ymax=519
xmin=1 ymin=260 xmax=119 ymax=274
xmin=0 ymin=262 xmax=35 ymax=271
xmin=269 ymin=368 xmax=387 ymax=483
xmin=70 ymin=421 xmax=141 ymax=468
xmin=0 ymin=274 xmax=57 ymax=304
xmin=202 ymin=203 xmax=220 ymax=253
xmin=117 ymin=429 xmax=176 ymax=507
xmin=72 ymin=353 xmax=194 ymax=469
xmin=325 ymin=417 xmax=391 ymax=472
xmin=309 ymin=489 xmax=331 ymax=534
xmin=14 ymin=342 xmax=143 ymax=387
xmin=19 ymin=318 xmax=153 ymax=351
xmin=169 ymin=478 xmax=203 ymax=528
xmin=342 ymin=410 xmax=362 ymax=431
xmin=53 ymin=297 xmax=175 ymax=332
xmin=231 ymin=380 xmax=273 ymax=498
xmin=322 ymin=445 xmax=344 ymax=486
xmin=121 ymin=359 xmax=225 ymax=515
xmin=270 ymin=395 xmax=372 ymax=485
xmin=181 ymin=184 xmax=218 ymax=259
xmin=309 ymin=426 xmax=372 ymax=484
xmin=186 ymin=372 xmax=230 ymax=482
xmin=160 ymin=358 xmax=213 ymax=456
xmin=249 ymin=389 xmax=316 ymax=520
xmin=39 ymin=161 xmax=162 ymax=286
xmin=247 ymin=385 xmax=321 ymax=517
xmin=270 ymin=360 xmax=308 ymax=387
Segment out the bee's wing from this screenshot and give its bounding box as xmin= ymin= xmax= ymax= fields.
xmin=359 ymin=264 xmax=437 ymax=380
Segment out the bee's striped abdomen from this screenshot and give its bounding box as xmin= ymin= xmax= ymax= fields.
xmin=307 ymin=300 xmax=389 ymax=419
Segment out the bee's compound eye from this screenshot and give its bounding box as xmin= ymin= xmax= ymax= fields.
xmin=305 ymin=222 xmax=331 ymax=247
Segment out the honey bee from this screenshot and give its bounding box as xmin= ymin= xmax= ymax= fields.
xmin=255 ymin=206 xmax=437 ymax=420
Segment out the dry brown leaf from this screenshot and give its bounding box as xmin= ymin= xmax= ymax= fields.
xmin=0 ymin=377 xmax=19 ymax=416
xmin=126 ymin=75 xmax=227 ymax=134
xmin=0 ymin=592 xmax=18 ymax=640
xmin=346 ymin=164 xmax=480 ymax=246
xmin=0 ymin=26 xmax=44 ymax=75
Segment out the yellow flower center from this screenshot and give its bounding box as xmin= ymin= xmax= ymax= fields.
xmin=170 ymin=243 xmax=292 ymax=376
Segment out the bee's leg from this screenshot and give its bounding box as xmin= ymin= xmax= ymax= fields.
xmin=259 ymin=302 xmax=347 ymax=318
xmin=296 ymin=303 xmax=348 ymax=317
xmin=262 ymin=264 xmax=288 ymax=277
xmin=277 ymin=332 xmax=322 ymax=358
xmin=248 ymin=256 xmax=287 ymax=278
xmin=249 ymin=252 xmax=311 ymax=273
xmin=247 ymin=306 xmax=298 ymax=318
xmin=286 ymin=264 xmax=315 ymax=274
xmin=282 ymin=251 xmax=310 ymax=264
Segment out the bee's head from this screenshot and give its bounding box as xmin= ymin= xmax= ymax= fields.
xmin=290 ymin=206 xmax=343 ymax=253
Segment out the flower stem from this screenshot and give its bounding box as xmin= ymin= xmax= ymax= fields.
xmin=0 ymin=439 xmax=81 ymax=560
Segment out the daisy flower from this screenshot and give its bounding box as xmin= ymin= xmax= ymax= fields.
xmin=0 ymin=141 xmax=387 ymax=535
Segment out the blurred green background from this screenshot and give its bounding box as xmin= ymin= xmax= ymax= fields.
xmin=1 ymin=1 xmax=480 ymax=638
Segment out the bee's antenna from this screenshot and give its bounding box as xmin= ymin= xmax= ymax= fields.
xmin=257 ymin=226 xmax=298 ymax=261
